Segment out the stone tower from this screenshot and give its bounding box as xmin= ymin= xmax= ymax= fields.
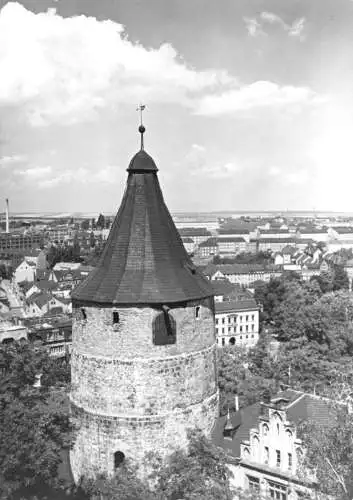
xmin=70 ymin=126 xmax=219 ymax=481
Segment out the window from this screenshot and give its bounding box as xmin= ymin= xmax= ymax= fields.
xmin=263 ymin=424 xmax=269 ymax=436
xmin=113 ymin=311 xmax=120 ymax=324
xmin=246 ymin=315 xmax=249 ymax=321
xmin=252 ymin=315 xmax=255 ymax=320
xmin=81 ymin=308 xmax=87 ymax=320
xmin=276 ymin=450 xmax=281 ymax=467
xmin=288 ymin=453 xmax=292 ymax=470
xmin=286 ymin=429 xmax=292 ymax=441
xmin=240 ymin=326 xmax=243 ymax=332
xmin=252 ymin=324 xmax=255 ymax=331
xmin=264 ymin=446 xmax=269 ymax=464
xmin=246 ymin=325 xmax=249 ymax=332
xmin=216 ymin=318 xmax=219 ymax=325
xmin=268 ymin=481 xmax=287 ymax=500
xmin=152 ymin=309 xmax=176 ymax=345
xmin=248 ymin=476 xmax=260 ymax=492
xmin=195 ymin=306 xmax=201 ymax=319
xmin=222 ymin=318 xmax=225 ymax=324
xmin=114 ymin=451 xmax=125 ymax=469
xmin=222 ymin=338 xmax=225 ymax=346
xmin=222 ymin=328 xmax=225 ymax=334
xmin=246 ymin=334 xmax=248 ymax=339
xmin=216 ymin=328 xmax=219 ymax=334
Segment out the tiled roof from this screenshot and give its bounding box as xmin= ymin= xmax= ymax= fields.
xmin=199 ymin=237 xmax=218 ymax=248
xmin=219 ymin=229 xmax=250 ymax=235
xmin=211 ymin=279 xmax=237 ymax=296
xmin=72 ymin=146 xmax=214 ymax=306
xmin=215 ymin=299 xmax=259 ymax=313
xmin=212 ymin=389 xmax=337 ymax=459
xmin=30 ymin=292 xmax=51 ymax=308
xmin=332 ymin=226 xmax=353 ymax=234
xmin=219 ymin=237 xmax=246 ymax=243
xmin=259 ymin=238 xmax=297 ymax=243
xmin=179 ymin=227 xmax=211 ymax=237
xmin=282 ymin=245 xmax=296 ymax=255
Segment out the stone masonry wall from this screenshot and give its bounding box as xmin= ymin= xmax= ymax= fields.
xmin=72 ymin=298 xmax=214 ymax=358
xmin=71 ymin=345 xmax=217 ymax=416
xmin=70 ymin=298 xmax=219 ymax=482
xmin=70 ymin=391 xmax=219 ymax=482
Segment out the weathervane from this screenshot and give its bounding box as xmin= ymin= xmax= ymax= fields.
xmin=136 ymin=104 xmax=146 ymax=150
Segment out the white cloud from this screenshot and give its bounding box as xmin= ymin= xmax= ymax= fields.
xmin=196 ymin=81 xmax=322 ymax=116
xmin=16 ymin=165 xmax=52 ymax=178
xmin=288 ymin=18 xmax=306 ymax=39
xmin=185 ymin=144 xmax=241 ymax=179
xmin=245 ymin=11 xmax=306 ymax=40
xmin=283 ymin=170 xmax=308 ymax=185
xmin=268 ymin=166 xmax=281 ymax=176
xmin=37 ymin=165 xmax=121 ymax=188
xmin=0 ymin=2 xmax=232 ymax=126
xmin=0 ymin=154 xmax=26 ymax=166
xmin=243 ymin=17 xmax=266 ymax=37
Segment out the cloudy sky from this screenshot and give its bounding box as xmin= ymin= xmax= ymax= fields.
xmin=0 ymin=0 xmax=352 ymax=213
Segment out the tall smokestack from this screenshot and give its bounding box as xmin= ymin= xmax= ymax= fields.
xmin=5 ymin=198 xmax=9 ymax=233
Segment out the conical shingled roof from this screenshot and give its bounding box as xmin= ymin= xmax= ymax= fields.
xmin=72 ymin=145 xmax=214 ymax=306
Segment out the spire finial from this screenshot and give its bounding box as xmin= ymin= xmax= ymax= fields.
xmin=136 ymin=104 xmax=146 ymax=150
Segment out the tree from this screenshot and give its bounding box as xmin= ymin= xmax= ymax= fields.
xmin=301 ymin=403 xmax=353 ymax=500
xmin=78 ymin=432 xmax=234 ymax=500
xmin=218 ymin=344 xmax=277 ymax=414
xmin=152 ymin=431 xmax=234 ymax=500
xmin=81 ymin=219 xmax=89 ymax=231
xmin=0 ymin=343 xmax=73 ymax=498
xmin=332 ymin=264 xmax=349 ymax=291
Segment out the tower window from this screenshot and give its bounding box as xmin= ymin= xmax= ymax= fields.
xmin=114 ymin=451 xmax=125 ymax=469
xmin=195 ymin=306 xmax=201 ymax=319
xmin=153 ymin=309 xmax=176 ymax=345
xmin=81 ymin=308 xmax=87 ymax=320
xmin=113 ymin=311 xmax=120 ymax=324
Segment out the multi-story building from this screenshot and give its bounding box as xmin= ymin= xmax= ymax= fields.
xmin=218 ymin=229 xmax=251 ymax=243
xmin=198 ymin=237 xmax=219 ymax=258
xmin=215 ymin=298 xmax=260 ymax=348
xmin=27 ymin=317 xmax=72 ymax=357
xmin=202 ymin=264 xmax=283 ymax=288
xmin=218 ymin=237 xmax=247 ymax=257
xmin=258 ymin=230 xmax=291 ymax=240
xmin=296 ymin=228 xmax=328 ymax=242
xmin=328 ymin=226 xmax=353 ymax=241
xmin=0 ymin=232 xmax=43 ymax=252
xmin=257 ymin=238 xmax=298 ymax=253
xmin=178 ymin=227 xmax=212 ymax=246
xmin=181 ymin=237 xmax=195 ymax=255
xmin=213 ymin=389 xmax=337 ymax=499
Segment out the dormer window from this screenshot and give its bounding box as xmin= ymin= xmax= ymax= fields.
xmin=113 ymin=311 xmax=120 ymax=324
xmin=195 ymin=305 xmax=201 ymax=320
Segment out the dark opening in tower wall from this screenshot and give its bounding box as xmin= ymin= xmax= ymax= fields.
xmin=152 ymin=310 xmax=176 ymax=345
xmin=113 ymin=311 xmax=120 ymax=324
xmin=114 ymin=451 xmax=125 ymax=469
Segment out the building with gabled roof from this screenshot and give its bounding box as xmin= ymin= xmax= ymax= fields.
xmin=70 ymin=125 xmax=218 ymax=482
xmin=212 ymin=389 xmax=339 ymax=499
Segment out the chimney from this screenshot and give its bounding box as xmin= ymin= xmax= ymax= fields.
xmin=235 ymin=394 xmax=239 ymax=412
xmin=5 ymin=198 xmax=9 ymax=233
